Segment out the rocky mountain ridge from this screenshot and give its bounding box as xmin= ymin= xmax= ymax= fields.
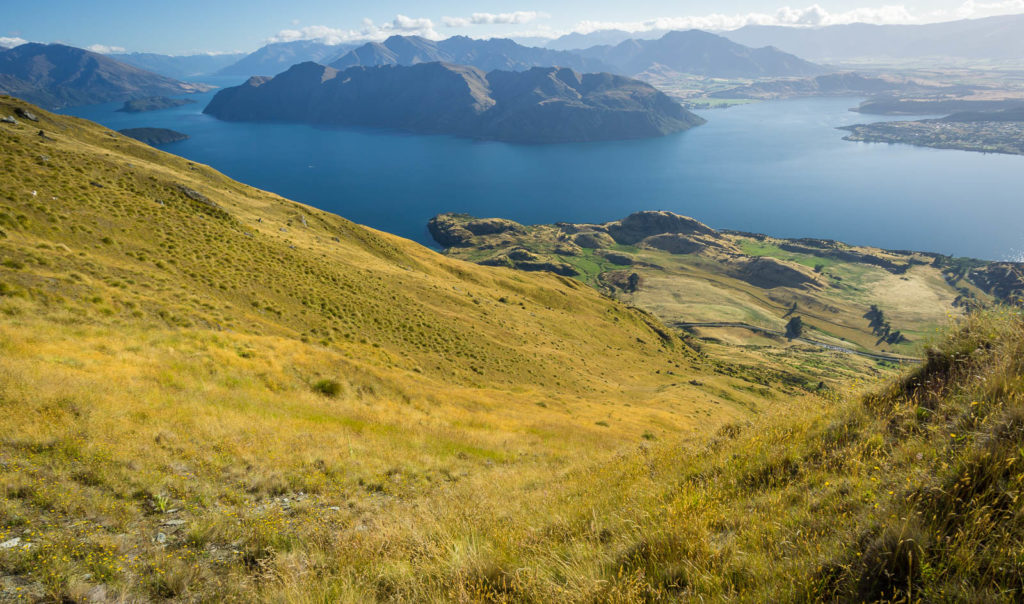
xmin=203 ymin=61 xmax=704 ymax=143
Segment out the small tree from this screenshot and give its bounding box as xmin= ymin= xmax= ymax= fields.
xmin=785 ymin=316 xmax=804 ymax=339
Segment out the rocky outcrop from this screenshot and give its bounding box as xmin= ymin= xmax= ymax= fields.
xmin=203 ymin=62 xmax=704 ymax=144
xmin=427 ymin=213 xmax=525 ymax=247
xmin=606 ymin=211 xmax=717 ymax=245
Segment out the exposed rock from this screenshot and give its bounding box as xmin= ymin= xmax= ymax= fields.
xmin=0 ymin=537 xmax=21 ymax=549
xmin=601 ymin=270 xmax=641 ymax=292
xmin=428 ymin=213 xmax=524 ymax=247
xmin=606 ymin=211 xmax=717 ymax=245
xmin=0 ymin=116 xmax=15 ymax=124
xmin=14 ymin=108 xmax=38 ymax=121
xmin=172 ymin=183 xmax=217 ymax=208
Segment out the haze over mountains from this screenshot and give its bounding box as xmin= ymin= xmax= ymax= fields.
xmin=722 ymin=14 xmax=1024 ymax=62
xmin=204 ymin=61 xmax=704 ymax=143
xmin=215 ymin=40 xmax=358 ymax=77
xmin=0 ymin=43 xmax=210 ymax=109
xmin=576 ymin=30 xmax=821 ymax=78
xmin=329 ymin=35 xmax=609 ymax=74
xmin=111 ymin=51 xmax=246 ymax=80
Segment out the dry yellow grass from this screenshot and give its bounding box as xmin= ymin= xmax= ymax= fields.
xmin=7 ymin=96 xmax=1014 ymax=602
xmin=0 ymin=96 xmax=815 ymax=601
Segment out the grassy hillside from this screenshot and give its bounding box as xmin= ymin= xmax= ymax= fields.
xmin=0 ymin=95 xmax=842 ymax=601
xmin=3 ymin=96 xmax=1020 ymax=602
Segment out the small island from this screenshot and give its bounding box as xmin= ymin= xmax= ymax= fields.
xmin=118 ymin=127 xmax=189 ymax=145
xmin=117 ymin=96 xmax=196 ymax=113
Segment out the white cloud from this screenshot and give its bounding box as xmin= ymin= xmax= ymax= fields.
xmin=0 ymin=37 xmax=27 ymax=48
xmin=955 ymin=0 xmax=1024 ymax=18
xmin=441 ymin=17 xmax=471 ymax=27
xmin=443 ymin=11 xmax=545 ymax=28
xmin=267 ymin=15 xmax=439 ymax=45
xmin=561 ymin=2 xmax=1024 ymax=39
xmin=86 ymin=44 xmax=126 ymax=54
xmin=569 ymin=4 xmax=922 ymax=36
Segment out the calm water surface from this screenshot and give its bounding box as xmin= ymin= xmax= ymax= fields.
xmin=65 ymin=85 xmax=1024 ymax=261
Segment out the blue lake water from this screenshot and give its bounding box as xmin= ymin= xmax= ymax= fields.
xmin=65 ymin=84 xmax=1024 ymax=261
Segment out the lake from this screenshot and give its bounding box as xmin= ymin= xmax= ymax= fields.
xmin=65 ymin=85 xmax=1024 ymax=261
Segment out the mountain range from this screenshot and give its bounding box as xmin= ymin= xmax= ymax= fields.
xmin=543 ymin=29 xmax=667 ymax=51
xmin=203 ymin=61 xmax=704 ymax=143
xmin=215 ymin=39 xmax=357 ymax=76
xmin=0 ymin=43 xmax=210 ymax=109
xmin=329 ymin=35 xmax=609 ymax=73
xmin=201 ymin=31 xmax=821 ymax=82
xmin=575 ymin=30 xmax=822 ymax=78
xmin=723 ymin=14 xmax=1024 ymax=62
xmin=111 ymin=51 xmax=246 ymax=79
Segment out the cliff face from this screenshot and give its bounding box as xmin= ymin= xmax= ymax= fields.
xmin=203 ymin=62 xmax=704 ymax=143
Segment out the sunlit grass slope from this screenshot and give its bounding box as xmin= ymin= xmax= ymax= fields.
xmin=4 ymin=96 xmax=1016 ymax=602
xmin=0 ymin=96 xmax=802 ymax=601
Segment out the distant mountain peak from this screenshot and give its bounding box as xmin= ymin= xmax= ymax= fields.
xmin=575 ymin=29 xmax=822 ymax=77
xmin=0 ymin=42 xmax=210 ymax=109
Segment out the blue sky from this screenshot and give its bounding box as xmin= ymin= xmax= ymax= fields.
xmin=3 ymin=1 xmax=1023 ymax=54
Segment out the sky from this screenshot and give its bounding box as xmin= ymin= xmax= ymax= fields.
xmin=2 ymin=0 xmax=1024 ymax=55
